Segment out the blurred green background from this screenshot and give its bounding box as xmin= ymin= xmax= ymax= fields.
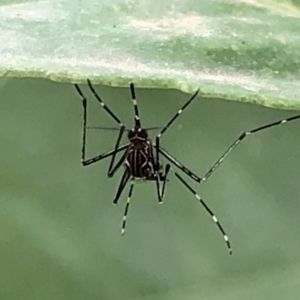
xmin=1 ymin=78 xmax=300 ymax=299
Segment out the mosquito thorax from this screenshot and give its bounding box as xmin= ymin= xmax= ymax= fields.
xmin=128 ymin=127 xmax=148 ymax=141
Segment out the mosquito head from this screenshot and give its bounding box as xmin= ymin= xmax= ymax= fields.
xmin=129 ymin=83 xmax=142 ymax=128
xmin=128 ymin=127 xmax=148 ymax=141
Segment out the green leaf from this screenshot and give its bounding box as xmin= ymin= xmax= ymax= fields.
xmin=1 ymin=0 xmax=300 ymax=109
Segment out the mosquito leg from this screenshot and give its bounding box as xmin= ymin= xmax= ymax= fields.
xmin=113 ymin=171 xmax=130 ymax=204
xmin=154 ymin=140 xmax=170 ymax=201
xmin=82 ymin=144 xmax=129 ymax=166
xmin=121 ymin=179 xmax=135 ymax=235
xmin=74 ymin=84 xmax=88 ymax=162
xmin=108 ymin=148 xmax=129 ymax=178
xmin=148 ymin=141 xmax=163 ymax=203
xmin=153 ymin=138 xmax=163 ymax=203
xmin=74 ymin=83 xmax=128 ymax=168
xmin=155 ymin=176 xmax=163 ymax=203
xmin=155 ymin=145 xmax=201 ymax=183
xmin=202 ymin=113 xmax=300 ymax=182
xmin=160 ymin=164 xmax=171 ymax=200
xmin=155 ymin=136 xmax=160 ymax=171
xmin=156 ymin=88 xmax=200 ymax=139
xmin=174 ymin=171 xmax=232 ymax=255
xmin=86 ymin=79 xmax=124 ymax=127
xmin=107 ymin=125 xmax=126 ymax=176
xmin=155 ymin=89 xmax=199 ymax=186
xmin=129 ymin=83 xmax=141 ymax=128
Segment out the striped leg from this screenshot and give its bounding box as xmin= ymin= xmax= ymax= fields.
xmin=82 ymin=144 xmax=129 ymax=166
xmin=85 ymin=80 xmax=127 ymax=174
xmin=108 ymin=148 xmax=129 ymax=178
xmin=121 ymin=179 xmax=135 ymax=235
xmin=152 ymin=138 xmax=164 ymax=203
xmin=107 ymin=125 xmax=126 ymax=177
xmin=174 ymin=172 xmax=232 ymax=255
xmin=202 ymin=113 xmax=300 ymax=182
xmin=157 ymin=145 xmax=201 ymax=183
xmin=113 ymin=171 xmax=130 ymax=204
xmin=129 ymin=83 xmax=141 ymax=128
xmin=160 ymin=164 xmax=171 ymax=200
xmin=155 ymin=163 xmax=171 ymax=204
xmin=86 ymin=79 xmax=123 ymax=127
xmin=74 ymin=84 xmax=88 ymax=163
xmin=155 ymin=88 xmax=200 ymax=185
xmin=156 ymin=88 xmax=200 ymax=139
xmin=74 ymin=83 xmax=128 ymax=167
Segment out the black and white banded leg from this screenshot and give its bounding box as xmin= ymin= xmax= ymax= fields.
xmin=152 ymin=142 xmax=163 ymax=203
xmin=121 ymin=165 xmax=170 ymax=235
xmin=157 ymin=146 xmax=201 ymax=182
xmin=174 ymin=172 xmax=232 ymax=255
xmin=154 ymin=160 xmax=171 ymax=204
xmin=82 ymin=144 xmax=129 ymax=167
xmin=160 ymin=164 xmax=171 ymax=200
xmin=121 ymin=179 xmax=135 ymax=235
xmin=75 ymin=82 xmax=127 ymax=171
xmin=201 ymin=113 xmax=300 ymax=182
xmin=130 ymin=83 xmax=141 ymax=128
xmin=107 ymin=148 xmax=129 ymax=178
xmin=113 ymin=171 xmax=131 ymax=204
xmin=155 ymin=88 xmax=200 ymax=183
xmin=87 ymin=79 xmax=124 ymax=127
xmin=86 ymin=79 xmax=126 ymax=175
xmin=107 ymin=125 xmax=126 ymax=177
xmin=156 ymin=88 xmax=200 ymax=139
xmin=74 ymin=84 xmax=88 ymax=163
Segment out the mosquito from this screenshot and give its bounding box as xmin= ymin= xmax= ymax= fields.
xmin=74 ymin=80 xmax=300 ymax=255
